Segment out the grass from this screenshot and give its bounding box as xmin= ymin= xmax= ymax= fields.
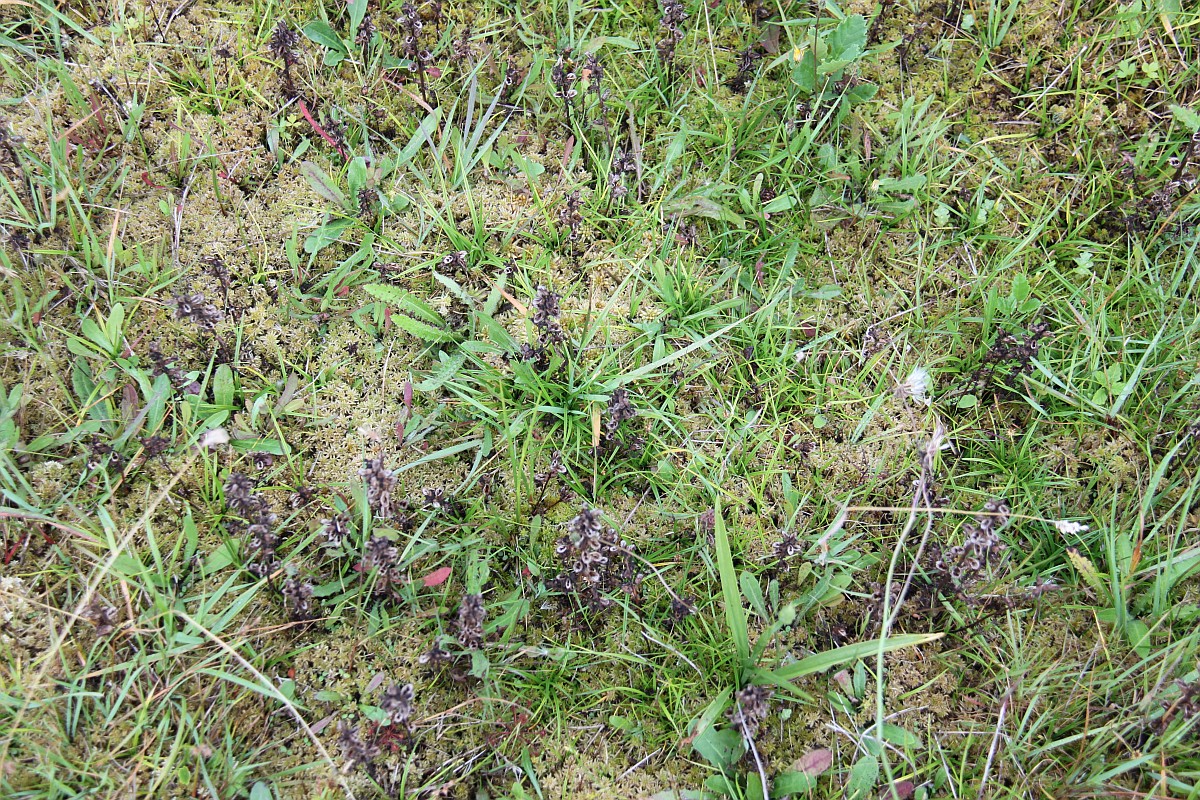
xmin=2 ymin=0 xmax=1200 ymax=797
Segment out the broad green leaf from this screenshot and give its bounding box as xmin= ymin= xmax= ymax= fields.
xmin=1170 ymin=104 xmax=1200 ymax=132
xmin=80 ymin=318 xmax=111 ymax=352
xmin=415 ymin=351 xmax=467 ymax=392
xmin=874 ymin=175 xmax=926 ymax=194
xmin=740 ymin=571 xmax=767 ymax=618
xmin=763 ymin=633 xmax=942 ymax=682
xmin=303 ymin=217 xmax=354 ymax=255
xmin=663 ymin=195 xmax=746 ymax=229
xmin=213 ymin=364 xmax=235 ymax=407
xmin=845 ymin=755 xmax=879 ymax=800
xmin=391 ymin=313 xmax=460 ymax=343
xmin=300 ymin=161 xmax=346 ymax=206
xmin=826 ymin=14 xmax=867 ymax=63
xmin=361 ymin=284 xmax=445 ymax=324
xmin=479 ymin=314 xmax=518 ymax=351
xmin=348 ymin=0 xmax=368 ymax=34
xmin=396 ymin=109 xmax=442 ymax=167
xmin=301 ymin=20 xmax=347 ymax=54
xmin=691 ymin=724 xmax=745 ymax=771
xmin=714 ymin=505 xmax=750 ymax=667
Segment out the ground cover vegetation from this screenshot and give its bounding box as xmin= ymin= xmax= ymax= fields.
xmin=1 ymin=0 xmax=1200 ymax=797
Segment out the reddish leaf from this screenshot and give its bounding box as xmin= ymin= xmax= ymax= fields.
xmin=365 ymin=671 xmax=388 ymax=694
xmin=297 ymin=98 xmax=348 ymax=159
xmin=881 ymin=781 xmax=916 ymax=800
xmin=794 ymin=748 xmax=833 ymax=776
xmin=422 ymin=566 xmax=452 ymax=587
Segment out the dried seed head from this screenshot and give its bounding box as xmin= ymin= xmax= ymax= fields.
xmin=364 ymin=535 xmax=399 ymax=570
xmin=441 ymin=250 xmax=469 ymax=271
xmin=418 ymin=639 xmax=455 ymax=668
xmin=320 ymin=513 xmax=352 ymax=549
xmin=605 ymin=388 xmax=637 ymax=435
xmin=223 ymin=473 xmax=258 ymax=515
xmin=336 ymin=721 xmax=379 ymax=770
xmin=269 ymin=21 xmax=300 ymax=65
xmin=173 ymin=293 xmax=223 ymax=331
xmin=727 ymin=683 xmax=772 ymax=738
xmin=357 ymin=457 xmax=396 ymax=518
xmin=772 ymin=532 xmax=802 ymax=566
xmin=531 ymin=285 xmax=566 ymax=347
xmin=455 ymin=593 xmax=486 ymax=649
xmin=281 ymin=577 xmax=314 ymax=619
xmin=894 ymin=366 xmax=932 ymax=405
xmin=289 ymin=485 xmax=317 ymax=509
xmin=84 ymin=598 xmax=117 ymax=636
xmin=380 ymin=683 xmax=415 ymax=726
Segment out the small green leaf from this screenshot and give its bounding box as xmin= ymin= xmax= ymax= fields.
xmin=845 ymin=755 xmax=879 ymax=800
xmin=663 ymin=195 xmax=746 ymax=229
xmin=804 ymin=284 xmax=842 ymax=300
xmin=1170 ymin=104 xmax=1200 ymax=132
xmin=791 ymin=50 xmax=817 ymax=93
xmin=213 ymin=364 xmax=235 ymax=407
xmin=740 ymin=571 xmax=767 ymax=619
xmin=80 ymin=318 xmax=111 ymax=352
xmin=347 ymin=156 xmax=368 ymax=195
xmin=303 ymin=217 xmax=354 ymax=255
xmin=415 ymin=351 xmax=467 ymax=392
xmin=469 ymin=650 xmax=490 ymax=679
xmin=842 ymin=82 xmax=878 ymax=107
xmin=1010 ymin=273 xmax=1031 ymax=303
xmin=202 ymin=541 xmax=239 ymax=576
xmin=249 ymin=781 xmax=274 ymax=800
xmin=879 ymin=722 xmax=923 ymax=749
xmin=763 ymin=194 xmax=797 ymax=213
xmin=773 ymin=771 xmax=818 ymax=795
xmin=691 ymin=724 xmax=745 ymax=771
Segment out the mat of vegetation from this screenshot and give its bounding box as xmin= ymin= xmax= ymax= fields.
xmin=2 ymin=0 xmax=1200 ymax=798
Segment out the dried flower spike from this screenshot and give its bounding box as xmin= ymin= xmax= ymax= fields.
xmin=173 ymin=293 xmax=223 ymax=331
xmin=455 ymin=593 xmax=486 ymax=649
xmin=358 ymin=457 xmax=396 ymax=518
xmin=336 ymin=721 xmax=380 ymax=771
xmin=380 ymin=683 xmax=415 ymax=726
xmin=727 ymin=683 xmax=772 ymax=739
